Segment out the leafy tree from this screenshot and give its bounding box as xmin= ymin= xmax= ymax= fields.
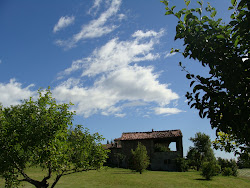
xmin=162 ymin=0 xmax=250 ymax=156
xmin=0 ymin=88 xmax=108 ymax=188
xmin=237 ymin=153 xmax=250 ymax=168
xmin=186 ymin=132 xmax=215 ymax=171
xmin=131 ymin=142 xmax=150 ymax=174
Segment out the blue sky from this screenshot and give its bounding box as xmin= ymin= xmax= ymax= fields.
xmin=0 ymin=0 xmax=235 ymax=159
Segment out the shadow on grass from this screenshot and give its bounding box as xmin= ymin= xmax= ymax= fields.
xmin=111 ymin=170 xmax=136 ymax=174
xmin=195 ymin=178 xmax=210 ymax=181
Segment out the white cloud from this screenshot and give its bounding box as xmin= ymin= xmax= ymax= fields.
xmin=164 ymin=51 xmax=176 ymax=58
xmin=56 ymin=0 xmax=122 ymax=49
xmin=0 ymin=60 xmax=2 ymax=64
xmin=53 ymin=16 xmax=75 ymax=33
xmin=118 ymin=13 xmax=126 ymax=21
xmin=0 ymin=79 xmax=35 ymax=107
xmin=154 ymin=107 xmax=182 ymax=115
xmin=115 ymin=113 xmax=126 ymax=118
xmin=58 ymin=29 xmax=163 ymax=78
xmin=54 ymin=28 xmax=181 ymax=118
xmin=53 ymin=65 xmax=179 ymax=118
xmin=132 ymin=29 xmax=164 ymax=39
xmin=88 ymin=0 xmax=102 ymax=15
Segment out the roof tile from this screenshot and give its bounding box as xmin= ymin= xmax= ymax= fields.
xmin=117 ymin=129 xmax=182 ymax=141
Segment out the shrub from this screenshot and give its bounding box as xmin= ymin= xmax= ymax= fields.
xmin=222 ymin=167 xmax=233 ymax=176
xmin=154 ymin=143 xmax=170 ymax=152
xmin=201 ymin=161 xmax=221 ymax=180
xmin=217 ymin=157 xmax=238 ymax=176
xmin=131 ymin=142 xmax=150 ymax=174
xmin=175 ymin=158 xmax=188 ymax=172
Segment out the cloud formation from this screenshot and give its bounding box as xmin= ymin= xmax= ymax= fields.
xmin=54 ymin=65 xmax=179 ymax=118
xmin=88 ymin=0 xmax=102 ymax=15
xmin=56 ymin=0 xmax=122 ymax=49
xmin=58 ymin=29 xmax=163 ymax=78
xmin=54 ymin=29 xmax=181 ymax=118
xmin=0 ymin=79 xmax=35 ymax=107
xmin=53 ymin=16 xmax=75 ymax=33
xmin=154 ymin=107 xmax=183 ymax=115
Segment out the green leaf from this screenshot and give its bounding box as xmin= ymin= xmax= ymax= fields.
xmin=175 ymin=12 xmax=182 ymax=19
xmin=171 ymin=6 xmax=176 ymax=11
xmin=216 ymin=34 xmax=225 ymax=39
xmin=228 ymin=6 xmax=234 ymax=10
xmin=197 ymin=1 xmax=202 ymax=6
xmin=186 ymin=74 xmax=192 ymax=79
xmin=231 ymin=0 xmax=237 ymax=6
xmin=211 ymin=11 xmax=217 ymax=18
xmin=190 ymin=80 xmax=195 ymax=87
xmin=161 ymin=0 xmax=169 ymax=7
xmin=185 ymin=1 xmax=190 ymax=6
xmin=165 ymin=11 xmax=173 ymax=15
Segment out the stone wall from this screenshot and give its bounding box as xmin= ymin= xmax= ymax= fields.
xmin=151 ymin=151 xmax=182 ymax=171
xmin=107 ymin=136 xmax=183 ymax=171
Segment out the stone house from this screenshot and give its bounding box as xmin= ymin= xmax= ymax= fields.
xmin=106 ymin=129 xmax=183 ymax=171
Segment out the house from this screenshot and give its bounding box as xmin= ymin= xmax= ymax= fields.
xmin=106 ymin=129 xmax=183 ymax=171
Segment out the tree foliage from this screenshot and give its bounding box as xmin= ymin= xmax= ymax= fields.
xmin=175 ymin=158 xmax=189 ymax=172
xmin=131 ymin=142 xmax=150 ymax=174
xmin=217 ymin=157 xmax=238 ymax=176
xmin=0 ymin=88 xmax=108 ymax=188
xmin=162 ymin=0 xmax=250 ymax=155
xmin=186 ymin=132 xmax=215 ymax=171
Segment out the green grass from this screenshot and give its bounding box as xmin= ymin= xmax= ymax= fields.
xmin=1 ymin=168 xmax=250 ymax=188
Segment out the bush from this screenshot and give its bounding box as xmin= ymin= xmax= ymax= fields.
xmin=222 ymin=167 xmax=233 ymax=176
xmin=217 ymin=158 xmax=238 ymax=176
xmin=131 ymin=142 xmax=150 ymax=174
xmin=175 ymin=158 xmax=188 ymax=172
xmin=201 ymin=161 xmax=221 ymax=180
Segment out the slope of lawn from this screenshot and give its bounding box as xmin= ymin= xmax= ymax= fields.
xmin=1 ymin=167 xmax=250 ymax=188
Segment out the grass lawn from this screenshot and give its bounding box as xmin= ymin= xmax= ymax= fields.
xmin=1 ymin=167 xmax=250 ymax=188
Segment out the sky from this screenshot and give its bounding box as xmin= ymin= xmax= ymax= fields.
xmin=0 ymin=0 xmax=235 ymax=159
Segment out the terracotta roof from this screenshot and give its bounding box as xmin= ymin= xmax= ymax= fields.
xmin=117 ymin=129 xmax=182 ymax=141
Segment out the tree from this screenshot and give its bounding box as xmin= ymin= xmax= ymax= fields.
xmin=237 ymin=153 xmax=250 ymax=168
xmin=186 ymin=132 xmax=215 ymax=171
xmin=131 ymin=142 xmax=150 ymax=174
xmin=0 ymin=88 xmax=108 ymax=188
xmin=162 ymin=0 xmax=250 ymax=156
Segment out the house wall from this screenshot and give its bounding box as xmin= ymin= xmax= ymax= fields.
xmin=107 ymin=136 xmax=183 ymax=171
xmin=151 ymin=151 xmax=182 ymax=171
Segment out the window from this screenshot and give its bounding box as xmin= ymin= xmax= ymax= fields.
xmin=164 ymin=159 xmax=171 ymax=164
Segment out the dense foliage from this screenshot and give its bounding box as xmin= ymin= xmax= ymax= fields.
xmin=186 ymin=132 xmax=215 ymax=171
xmin=201 ymin=161 xmax=220 ymax=180
xmin=154 ymin=143 xmax=170 ymax=152
xmin=237 ymin=153 xmax=250 ymax=168
xmin=217 ymin=157 xmax=238 ymax=176
xmin=162 ymin=0 xmax=250 ymax=156
xmin=131 ymin=142 xmax=150 ymax=174
xmin=175 ymin=158 xmax=189 ymax=172
xmin=0 ymin=89 xmax=108 ymax=188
